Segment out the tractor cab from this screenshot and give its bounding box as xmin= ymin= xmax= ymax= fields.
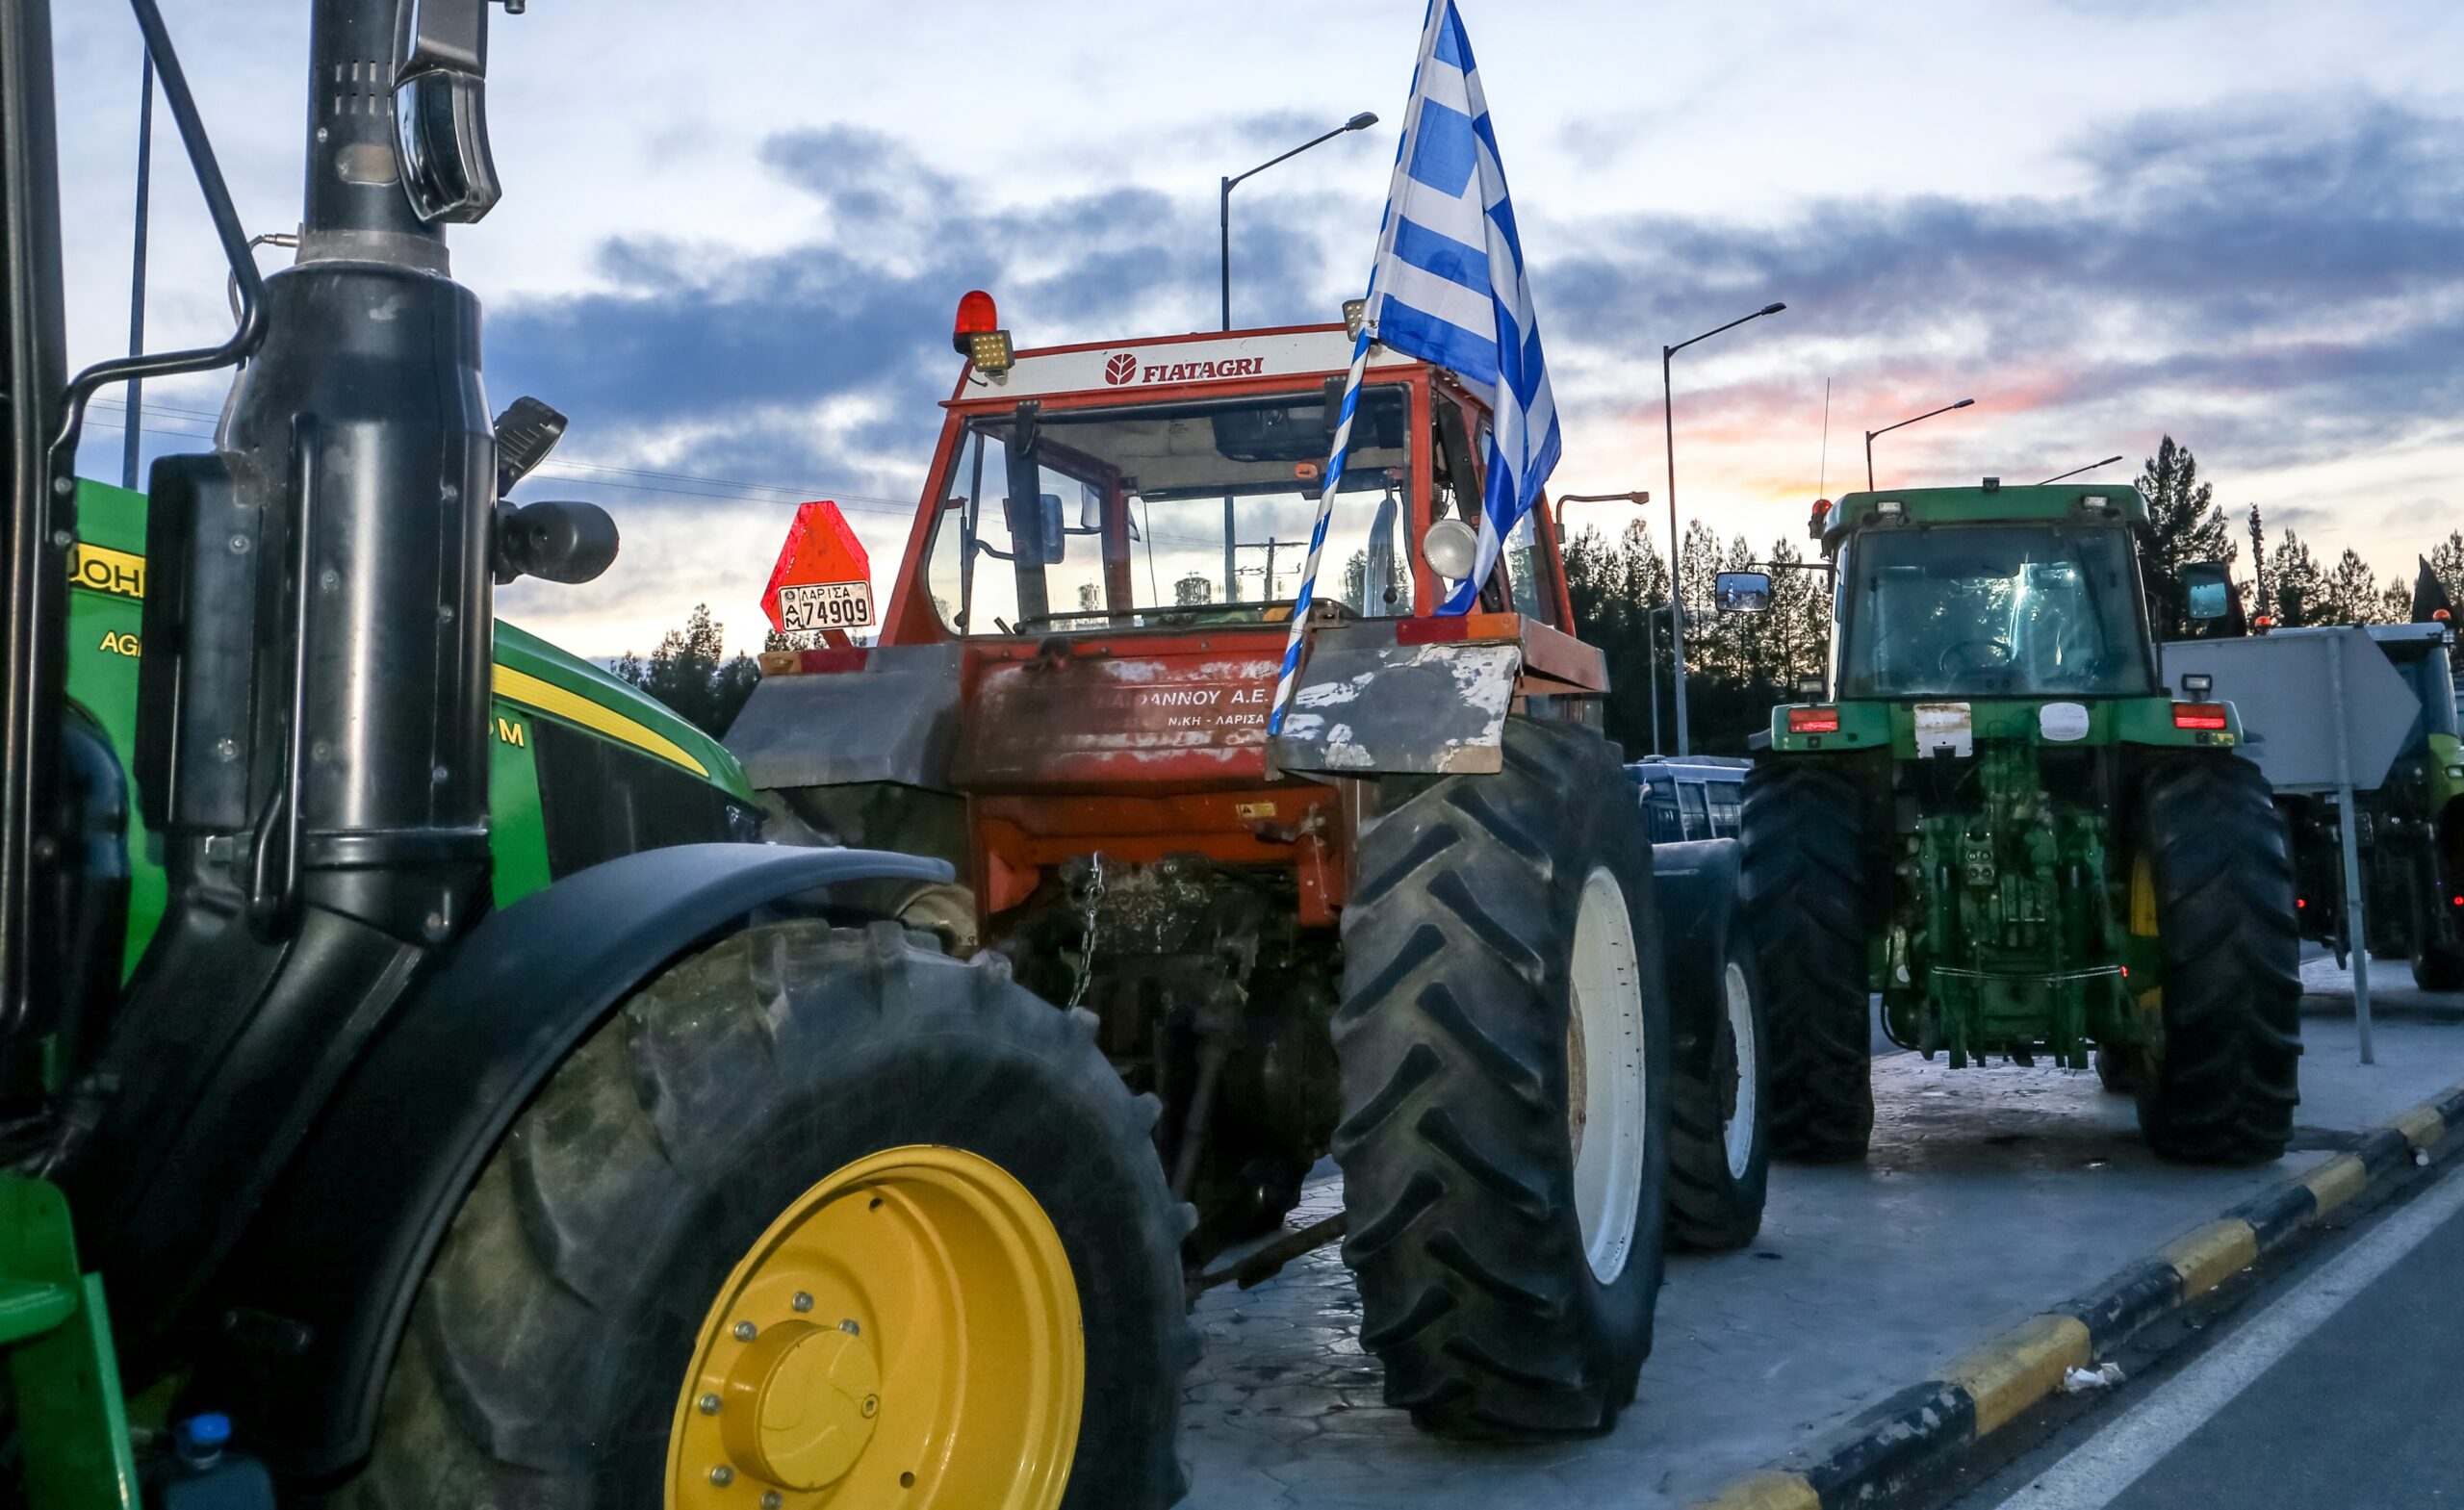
xmin=732 ymin=296 xmax=1608 ymax=862
xmin=885 ymin=295 xmax=1572 ymax=643
xmin=1817 ymin=485 xmax=2161 ymax=704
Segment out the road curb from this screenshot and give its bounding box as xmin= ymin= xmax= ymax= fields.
xmin=1692 ymin=1081 xmax=2464 ymax=1510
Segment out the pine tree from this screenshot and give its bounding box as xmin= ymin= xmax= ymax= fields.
xmin=2428 ymin=530 xmax=2464 ymax=613
xmin=2134 ymin=437 xmax=2235 ymax=636
xmin=2321 ymin=548 xmax=2388 ymax=626
xmin=614 ymin=602 xmax=762 ymax=737
xmin=2267 ymin=531 xmax=2328 ymax=626
xmin=2246 ymin=504 xmax=2269 ymax=619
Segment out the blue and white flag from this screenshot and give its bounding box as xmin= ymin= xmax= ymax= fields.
xmin=1269 ymin=0 xmax=1558 ymax=735
xmin=1365 ymin=0 xmax=1560 ymax=614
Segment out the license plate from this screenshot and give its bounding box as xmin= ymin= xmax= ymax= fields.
xmin=779 ymin=580 xmax=873 ymax=632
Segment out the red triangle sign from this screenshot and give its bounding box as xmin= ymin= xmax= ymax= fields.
xmin=761 ymin=501 xmax=875 ymax=634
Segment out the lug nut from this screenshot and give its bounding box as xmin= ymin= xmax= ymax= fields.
xmin=838 ymin=1318 xmax=860 ymax=1337
xmin=698 ymin=1393 xmax=721 ymax=1416
xmin=733 ymin=1320 xmax=757 ymax=1341
xmin=860 ymin=1395 xmax=879 ymax=1418
xmin=790 ymin=1292 xmax=813 ymax=1313
xmin=761 ymin=1495 xmax=783 ymax=1509
xmin=708 ymin=1465 xmax=734 ymax=1486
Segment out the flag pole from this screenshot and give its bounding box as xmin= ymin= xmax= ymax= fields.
xmin=1267 ymin=320 xmax=1377 ymax=737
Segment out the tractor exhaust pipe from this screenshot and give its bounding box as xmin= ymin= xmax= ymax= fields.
xmin=60 ymin=0 xmax=502 ymax=1350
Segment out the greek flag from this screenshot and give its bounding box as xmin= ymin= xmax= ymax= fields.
xmin=1269 ymin=0 xmax=1558 ymax=734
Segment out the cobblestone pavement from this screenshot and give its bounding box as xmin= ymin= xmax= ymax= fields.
xmin=1179 ymin=985 xmax=2464 ymax=1509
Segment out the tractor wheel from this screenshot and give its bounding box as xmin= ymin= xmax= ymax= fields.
xmin=2415 ymin=942 xmax=2464 ymax=994
xmin=2135 ymin=755 xmax=2303 ymax=1164
xmin=1666 ymin=923 xmax=1769 ymax=1251
xmin=341 ymin=920 xmax=1194 ymax=1510
xmin=1333 ymin=717 xmax=1670 ymax=1439
xmin=2093 ymin=1043 xmax=2143 ymax=1095
xmin=1652 ymin=840 xmax=1769 ymax=1253
xmin=1738 ymin=758 xmax=1875 ymax=1162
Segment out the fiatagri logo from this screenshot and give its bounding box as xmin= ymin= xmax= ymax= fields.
xmin=1100 ymin=350 xmax=1268 ymax=387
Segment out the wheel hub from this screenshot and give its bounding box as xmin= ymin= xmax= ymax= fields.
xmin=665 ymin=1145 xmax=1083 ymax=1509
xmin=720 ymin=1320 xmax=883 ymax=1491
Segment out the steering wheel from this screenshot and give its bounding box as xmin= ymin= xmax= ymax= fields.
xmin=1938 ymin=639 xmax=2015 ymax=678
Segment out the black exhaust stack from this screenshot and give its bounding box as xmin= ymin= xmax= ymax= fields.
xmin=60 ymin=0 xmax=505 ymax=1357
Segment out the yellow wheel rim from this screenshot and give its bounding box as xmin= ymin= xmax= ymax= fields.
xmin=666 ymin=1145 xmax=1084 ymax=1510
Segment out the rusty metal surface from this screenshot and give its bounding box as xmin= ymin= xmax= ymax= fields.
xmin=1270 ymin=633 xmax=1521 ymax=775
xmin=951 ymin=645 xmax=1285 ymax=790
xmin=723 ymin=641 xmax=962 ymax=791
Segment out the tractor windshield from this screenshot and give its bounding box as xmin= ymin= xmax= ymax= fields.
xmin=1837 ymin=524 xmax=2155 ymax=698
xmin=921 ymin=385 xmax=1415 ymax=635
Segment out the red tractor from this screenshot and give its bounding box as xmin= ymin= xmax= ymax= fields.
xmin=728 ymin=298 xmax=1769 ymax=1437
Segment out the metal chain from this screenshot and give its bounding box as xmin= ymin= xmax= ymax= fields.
xmin=1066 ymin=852 xmax=1107 ymax=1011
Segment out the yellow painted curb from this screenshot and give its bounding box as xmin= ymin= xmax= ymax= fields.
xmin=1942 ymin=1314 xmax=2092 ymax=1436
xmin=1694 ymin=1471 xmax=1822 ymax=1510
xmin=2394 ymin=1104 xmax=2447 ymax=1150
xmin=2300 ymin=1153 xmax=2370 ymax=1216
xmin=2159 ymin=1219 xmax=2259 ymax=1300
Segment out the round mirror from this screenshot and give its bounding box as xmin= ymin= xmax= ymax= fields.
xmin=1423 ymin=518 xmax=1478 ymax=580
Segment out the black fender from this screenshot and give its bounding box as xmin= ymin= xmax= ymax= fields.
xmin=1652 ymin=838 xmax=1745 ymax=1054
xmin=190 ymin=841 xmax=948 ymax=1479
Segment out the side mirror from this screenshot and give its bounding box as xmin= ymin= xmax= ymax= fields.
xmin=494 ymin=499 xmax=618 ymax=585
xmin=1715 ymin=571 xmax=1773 ymax=614
xmin=2181 ymin=561 xmax=2233 ymax=621
xmin=1001 ymin=494 xmax=1066 ymax=564
xmin=391 ymin=0 xmax=500 ymax=223
xmin=999 ymin=410 xmax=1063 ymax=563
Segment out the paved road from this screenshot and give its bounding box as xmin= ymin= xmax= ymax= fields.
xmin=1178 ymin=1000 xmax=2464 ymax=1508
xmin=1969 ymin=1147 xmax=2464 ymax=1509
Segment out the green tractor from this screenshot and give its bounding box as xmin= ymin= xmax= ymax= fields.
xmin=4 ymin=2 xmax=1187 ymax=1506
xmin=1726 ymin=482 xmax=2301 ymax=1164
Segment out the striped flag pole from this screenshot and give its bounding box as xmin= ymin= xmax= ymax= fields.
xmin=1266 ymin=320 xmax=1377 ymax=737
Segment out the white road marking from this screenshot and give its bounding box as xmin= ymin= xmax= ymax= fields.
xmin=1995 ymin=1160 xmax=2464 ymax=1509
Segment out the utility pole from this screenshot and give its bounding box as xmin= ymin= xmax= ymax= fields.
xmin=122 ymin=49 xmax=155 ymax=490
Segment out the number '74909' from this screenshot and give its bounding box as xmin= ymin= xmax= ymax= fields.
xmin=779 ymin=580 xmax=873 ymax=631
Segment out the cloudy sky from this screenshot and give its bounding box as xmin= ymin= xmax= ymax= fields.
xmin=51 ymin=0 xmax=2464 ymax=658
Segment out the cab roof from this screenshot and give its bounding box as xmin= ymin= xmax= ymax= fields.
xmin=951 ymin=321 xmax=1422 ymax=407
xmin=1822 ymin=483 xmax=2149 ymax=547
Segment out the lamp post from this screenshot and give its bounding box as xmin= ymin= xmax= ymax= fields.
xmin=1217 ymin=110 xmax=1377 ymax=598
xmin=1663 ymin=301 xmax=1786 ymax=755
xmin=1863 ymin=397 xmax=1974 ymax=491
xmin=2037 ymin=453 xmax=2122 ymax=486
xmin=1554 ymin=489 xmax=1658 ymax=746
xmin=1552 ymin=489 xmax=1650 ymax=537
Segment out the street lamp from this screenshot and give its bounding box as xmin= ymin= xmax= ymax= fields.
xmin=1663 ymin=301 xmax=1786 ymax=755
xmin=1219 ymin=112 xmax=1377 ymax=333
xmin=1217 ymin=110 xmax=1377 ymax=597
xmin=2037 ymin=454 xmax=2122 ymax=486
xmin=1552 ymin=489 xmax=1650 ymax=536
xmin=1864 ymin=397 xmax=1975 ymax=491
xmin=1554 ymin=491 xmax=1661 ymax=745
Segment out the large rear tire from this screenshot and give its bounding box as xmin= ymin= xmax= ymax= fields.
xmin=1739 ymin=758 xmax=1875 ymax=1162
xmin=2135 ymin=755 xmax=2303 ymax=1164
xmin=1655 ymin=841 xmax=1769 ymax=1252
xmin=1334 ymin=718 xmax=1670 ymax=1439
xmin=2415 ymin=941 xmax=2464 ymax=993
xmin=340 ymin=920 xmax=1194 ymax=1509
